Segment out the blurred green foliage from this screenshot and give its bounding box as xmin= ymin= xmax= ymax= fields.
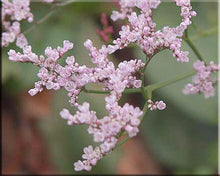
xmin=2 ymin=1 xmax=218 ymax=174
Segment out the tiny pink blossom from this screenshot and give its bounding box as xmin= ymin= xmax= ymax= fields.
xmin=156 ymin=101 xmax=166 ymax=110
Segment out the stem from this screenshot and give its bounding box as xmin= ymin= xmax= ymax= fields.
xmin=83 ymin=88 xmax=110 ymax=94
xmin=23 ymin=4 xmax=56 ymax=35
xmin=24 ymin=7 xmax=56 ymax=35
xmin=24 ymin=0 xmax=75 ymax=35
xmin=141 ymin=74 xmax=148 ymax=100
xmin=124 ymin=88 xmax=142 ymax=94
xmin=146 ymin=70 xmax=196 ymax=92
xmin=184 ymin=29 xmax=205 ymax=62
xmin=140 ymin=56 xmax=152 ymax=100
xmin=139 ymin=101 xmax=149 ymax=121
xmin=82 ymin=87 xmax=141 ymax=95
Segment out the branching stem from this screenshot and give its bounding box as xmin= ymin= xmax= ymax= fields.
xmin=24 ymin=0 xmax=75 ymax=35
xmin=184 ymin=29 xmax=205 ymax=62
xmin=146 ymin=70 xmax=195 ymax=92
xmin=82 ymin=87 xmax=141 ymax=94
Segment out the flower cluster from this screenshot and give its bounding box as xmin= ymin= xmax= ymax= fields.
xmin=9 ymin=38 xmax=144 ymax=104
xmin=8 ymin=38 xmax=145 ymax=169
xmin=109 ymin=0 xmax=196 ymax=62
xmin=183 ymin=60 xmax=219 ymax=98
xmin=147 ymin=100 xmax=166 ymax=111
xmin=60 ymin=99 xmax=143 ymax=171
xmin=6 ymin=0 xmax=203 ymax=173
xmin=1 ymin=0 xmax=54 ymax=48
xmin=8 ymin=36 xmax=145 ymax=171
xmin=74 ymin=145 xmax=103 ymax=171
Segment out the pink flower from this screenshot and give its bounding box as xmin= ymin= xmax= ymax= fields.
xmin=16 ymin=34 xmax=28 ymax=48
xmin=74 ymin=160 xmax=85 ymax=171
xmin=156 ymin=101 xmax=166 ymax=110
xmin=28 ymin=88 xmax=38 ymax=96
xmin=60 ymin=109 xmax=71 ymax=120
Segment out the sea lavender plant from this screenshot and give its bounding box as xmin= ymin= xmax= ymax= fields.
xmin=3 ymin=0 xmax=219 ymax=172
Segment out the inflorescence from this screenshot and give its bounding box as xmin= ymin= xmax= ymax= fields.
xmin=183 ymin=60 xmax=219 ymax=98
xmin=4 ymin=0 xmax=219 ymax=172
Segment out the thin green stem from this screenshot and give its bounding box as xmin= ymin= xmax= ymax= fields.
xmin=82 ymin=88 xmax=110 ymax=94
xmin=24 ymin=0 xmax=75 ymax=35
xmin=184 ymin=29 xmax=205 ymax=62
xmin=24 ymin=8 xmax=56 ymax=35
xmin=141 ymin=74 xmax=148 ymax=100
xmin=82 ymin=87 xmax=141 ymax=95
xmin=124 ymin=88 xmax=142 ymax=94
xmin=139 ymin=101 xmax=149 ymax=121
xmin=146 ymin=70 xmax=196 ymax=92
xmin=140 ymin=56 xmax=152 ymax=100
xmin=23 ymin=4 xmax=57 ymax=35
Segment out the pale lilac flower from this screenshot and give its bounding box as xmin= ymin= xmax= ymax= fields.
xmin=74 ymin=160 xmax=85 ymax=171
xmin=28 ymin=88 xmax=39 ymax=96
xmin=156 ymin=101 xmax=166 ymax=110
xmin=16 ymin=34 xmax=28 ymax=49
